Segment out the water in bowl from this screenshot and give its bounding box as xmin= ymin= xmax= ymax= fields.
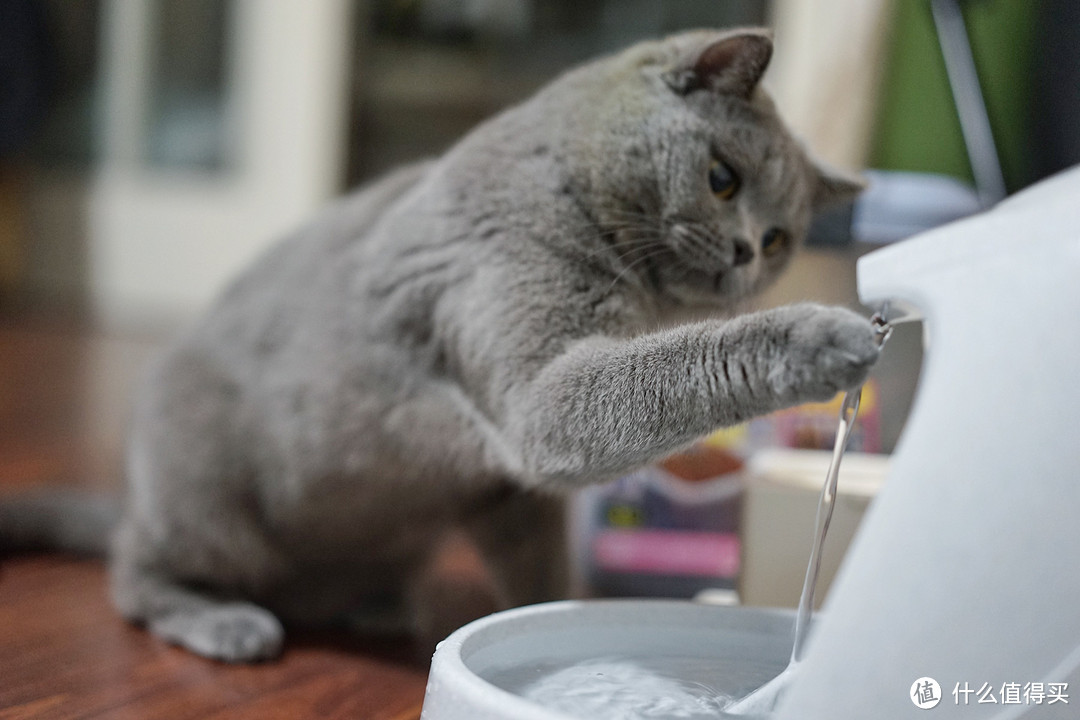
xmin=487 ymin=653 xmax=779 ymax=720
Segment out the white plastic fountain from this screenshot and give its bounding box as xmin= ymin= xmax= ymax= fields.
xmin=420 ymin=165 xmax=1080 ymax=720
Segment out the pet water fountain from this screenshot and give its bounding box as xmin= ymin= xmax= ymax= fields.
xmin=419 ymin=164 xmax=1080 ymax=720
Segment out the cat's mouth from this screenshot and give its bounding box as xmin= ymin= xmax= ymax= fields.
xmin=601 ymin=220 xmax=753 ymax=302
xmin=664 ymin=221 xmax=752 ymax=292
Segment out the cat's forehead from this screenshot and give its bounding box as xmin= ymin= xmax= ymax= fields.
xmin=673 ymin=95 xmax=804 ymax=171
xmin=666 ymin=96 xmax=815 ymax=214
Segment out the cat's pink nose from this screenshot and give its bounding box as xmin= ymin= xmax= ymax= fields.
xmin=733 ymin=240 xmax=754 ymax=266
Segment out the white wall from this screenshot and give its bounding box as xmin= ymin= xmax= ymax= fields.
xmin=89 ymin=0 xmax=353 ymax=328
xmin=767 ymin=0 xmax=894 ymax=170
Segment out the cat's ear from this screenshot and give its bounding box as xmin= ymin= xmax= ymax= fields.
xmin=812 ymin=158 xmax=867 ymax=209
xmin=662 ymin=30 xmax=773 ymax=99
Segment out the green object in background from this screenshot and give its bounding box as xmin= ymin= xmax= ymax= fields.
xmin=871 ymin=0 xmax=1038 ymax=193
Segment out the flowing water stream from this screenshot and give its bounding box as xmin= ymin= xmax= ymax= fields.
xmin=723 ymin=310 xmax=894 ymax=715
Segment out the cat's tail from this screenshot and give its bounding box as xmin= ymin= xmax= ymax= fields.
xmin=0 ymin=489 xmax=120 ymax=557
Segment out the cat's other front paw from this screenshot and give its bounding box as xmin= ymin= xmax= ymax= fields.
xmin=768 ymin=303 xmax=880 ymax=405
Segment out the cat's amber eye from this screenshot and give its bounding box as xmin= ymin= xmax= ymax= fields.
xmin=762 ymin=227 xmax=790 ymax=257
xmin=708 ymin=159 xmax=739 ymax=200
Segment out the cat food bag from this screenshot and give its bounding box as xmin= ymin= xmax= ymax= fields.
xmin=581 ymin=437 xmax=745 ymax=600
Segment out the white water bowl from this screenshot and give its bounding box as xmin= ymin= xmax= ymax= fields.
xmin=419 ymin=599 xmax=794 ymax=720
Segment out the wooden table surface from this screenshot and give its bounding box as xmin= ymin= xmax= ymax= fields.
xmin=0 ymin=313 xmax=429 ymax=719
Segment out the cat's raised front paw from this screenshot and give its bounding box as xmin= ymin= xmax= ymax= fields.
xmin=768 ymin=303 xmax=880 ymax=404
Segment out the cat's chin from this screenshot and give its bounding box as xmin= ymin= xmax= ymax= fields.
xmin=653 ymin=266 xmax=752 ymax=307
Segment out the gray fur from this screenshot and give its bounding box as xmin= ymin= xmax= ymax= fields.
xmin=9 ymin=30 xmax=878 ymax=662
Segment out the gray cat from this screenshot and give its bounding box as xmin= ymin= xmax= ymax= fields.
xmin=1 ymin=29 xmax=877 ymax=662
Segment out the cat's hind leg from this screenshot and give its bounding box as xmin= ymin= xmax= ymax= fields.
xmin=111 ymin=562 xmax=284 ymax=662
xmin=402 ymin=491 xmax=569 ymax=652
xmin=405 ymin=529 xmax=501 ymax=654
xmin=110 ymin=522 xmax=285 ymax=663
xmin=464 ymin=489 xmax=571 ymax=608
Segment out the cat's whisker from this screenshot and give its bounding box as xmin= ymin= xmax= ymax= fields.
xmin=581 ymin=238 xmax=670 ymax=266
xmin=552 ymin=207 xmax=662 ymax=231
xmin=611 ymin=249 xmax=670 ymax=272
xmin=544 ymin=228 xmax=657 ymax=250
xmin=548 ymin=219 xmax=663 ymax=240
xmin=602 ymin=247 xmax=672 ymax=294
xmin=595 ymin=207 xmax=661 ymax=221
xmin=546 ymin=228 xmax=669 ymax=264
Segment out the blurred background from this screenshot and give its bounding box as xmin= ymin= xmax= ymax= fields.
xmin=0 ymin=0 xmax=1077 ymax=606
xmin=2 ymin=0 xmax=1077 ymax=326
